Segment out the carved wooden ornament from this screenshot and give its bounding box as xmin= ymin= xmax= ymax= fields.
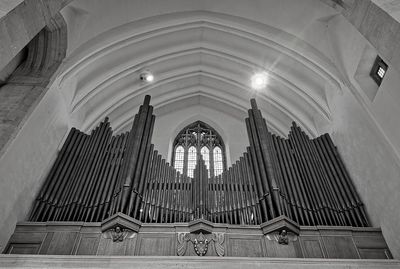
xmin=177 ymin=232 xmax=225 ymax=256
xmin=103 ymin=226 xmax=136 ymax=242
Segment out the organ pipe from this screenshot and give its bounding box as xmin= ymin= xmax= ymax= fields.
xmin=29 ymin=96 xmax=369 ymax=227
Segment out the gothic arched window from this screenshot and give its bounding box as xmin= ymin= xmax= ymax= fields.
xmin=172 ymin=121 xmax=226 ymax=177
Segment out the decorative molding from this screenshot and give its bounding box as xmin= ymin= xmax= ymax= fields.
xmin=193 ymin=232 xmax=210 ymax=256
xmin=103 ymin=226 xmax=136 ymax=242
xmin=101 ymin=213 xmax=142 ymax=233
xmin=265 ymin=229 xmax=298 ymax=245
xmin=177 ymin=233 xmax=190 ymax=256
xmin=260 ymin=215 xmax=300 ymax=236
xmin=188 ymin=219 xmax=215 ymax=234
xmin=213 ymin=232 xmax=225 ymax=256
xmin=177 ymin=232 xmax=225 ymax=256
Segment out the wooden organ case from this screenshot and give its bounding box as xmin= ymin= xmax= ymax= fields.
xmin=5 ymin=95 xmax=392 ymax=259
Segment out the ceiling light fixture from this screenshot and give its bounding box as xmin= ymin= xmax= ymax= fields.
xmin=139 ymin=70 xmax=154 ymax=83
xmin=251 ymin=72 xmax=269 ymax=90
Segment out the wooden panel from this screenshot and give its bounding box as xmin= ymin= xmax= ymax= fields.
xmin=353 ymin=236 xmax=388 ymax=249
xmin=228 ymin=236 xmax=263 ymax=257
xmin=96 ymin=235 xmax=138 ymax=256
xmin=124 ymin=237 xmax=138 ymax=255
xmin=300 ymin=237 xmax=324 ymax=258
xmin=182 ymin=241 xmax=218 ymax=256
xmin=9 ymin=232 xmax=46 ymax=243
xmin=8 ymin=243 xmax=40 ymax=254
xmin=76 ymin=234 xmax=100 ymax=255
xmin=137 ymin=234 xmax=175 ymax=256
xmin=97 ymin=236 xmax=128 ymax=255
xmin=264 ymin=238 xmax=301 ymax=258
xmin=46 ymin=232 xmax=78 ymax=255
xmin=39 ymin=232 xmax=53 ymax=254
xmin=322 ymin=236 xmax=359 ymax=259
xmin=5 ymin=222 xmax=393 ymax=259
xmin=359 ymin=248 xmax=391 ymax=259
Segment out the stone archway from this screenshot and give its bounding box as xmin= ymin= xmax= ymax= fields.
xmin=0 ymin=13 xmax=67 ymax=157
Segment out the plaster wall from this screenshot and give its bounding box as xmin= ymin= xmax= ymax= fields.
xmin=62 ymin=0 xmax=336 ymax=56
xmin=316 ymin=14 xmax=400 ymax=258
xmin=326 ymin=13 xmax=400 ymax=160
xmin=328 ymin=87 xmax=400 ymax=260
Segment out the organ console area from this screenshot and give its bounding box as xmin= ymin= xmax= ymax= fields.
xmin=4 ymin=95 xmax=392 ymax=259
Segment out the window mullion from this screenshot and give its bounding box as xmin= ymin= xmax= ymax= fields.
xmin=209 ymin=147 xmax=214 ymax=177
xmin=183 ymin=146 xmax=188 ymax=176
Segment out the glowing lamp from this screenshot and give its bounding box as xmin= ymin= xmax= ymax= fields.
xmin=251 ymin=72 xmax=268 ymax=90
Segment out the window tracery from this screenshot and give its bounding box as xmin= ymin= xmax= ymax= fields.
xmin=172 ymin=121 xmax=226 ymax=177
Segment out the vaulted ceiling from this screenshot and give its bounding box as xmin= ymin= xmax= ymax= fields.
xmin=59 ymin=0 xmax=346 ymax=138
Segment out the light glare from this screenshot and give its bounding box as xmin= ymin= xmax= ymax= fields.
xmin=140 ymin=70 xmax=154 ymax=83
xmin=145 ymin=73 xmax=154 ymax=82
xmin=251 ymin=73 xmax=268 ymax=90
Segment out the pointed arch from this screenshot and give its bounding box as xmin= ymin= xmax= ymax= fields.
xmin=172 ymin=121 xmax=226 ymax=177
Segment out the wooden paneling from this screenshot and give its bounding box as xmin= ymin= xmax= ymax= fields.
xmin=5 ymin=222 xmax=392 ymax=259
xmin=300 ymin=237 xmax=325 ymax=258
xmin=228 ymin=235 xmax=264 ymax=257
xmin=359 ymin=248 xmax=390 ymax=259
xmin=75 ymin=234 xmax=100 ymax=255
xmin=322 ymin=236 xmax=359 ymax=259
xmin=7 ymin=243 xmax=40 ymax=254
xmin=354 ymin=235 xmax=391 ymax=259
xmin=5 ymin=231 xmax=46 ymax=254
xmin=353 ymin=235 xmax=388 ymax=249
xmin=124 ymin=237 xmax=138 ymax=255
xmin=264 ymin=237 xmax=302 ymax=258
xmin=46 ymin=232 xmax=78 ymax=255
xmin=137 ymin=234 xmax=175 ymax=256
xmin=38 ymin=232 xmax=53 ymax=254
xmin=8 ymin=232 xmax=46 ymax=243
xmin=97 ymin=236 xmax=137 ymax=255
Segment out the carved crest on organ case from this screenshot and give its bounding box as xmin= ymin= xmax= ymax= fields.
xmin=193 ymin=232 xmax=209 ymax=256
xmin=177 ymin=232 xmax=225 ymax=256
xmin=265 ymin=229 xmax=298 ymax=245
xmin=103 ymin=225 xmax=136 ymax=242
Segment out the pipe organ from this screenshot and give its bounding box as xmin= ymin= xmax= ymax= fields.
xmin=7 ymin=95 xmax=393 ymax=259
xmin=28 ymin=95 xmax=369 ymax=227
